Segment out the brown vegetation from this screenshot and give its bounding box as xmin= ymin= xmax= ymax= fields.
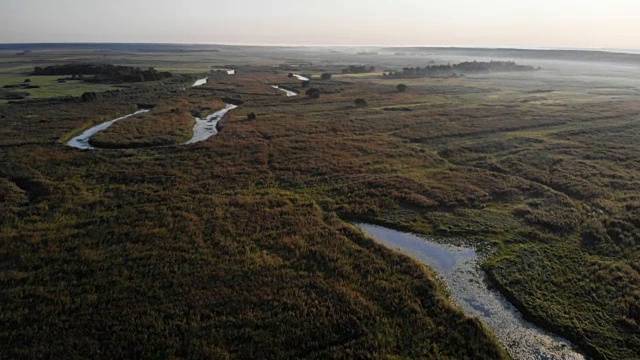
xmin=1 ymin=64 xmax=640 ymax=359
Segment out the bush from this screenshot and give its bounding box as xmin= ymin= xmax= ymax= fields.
xmin=355 ymin=98 xmax=368 ymax=107
xmin=397 ymin=84 xmax=407 ymax=92
xmin=321 ymin=73 xmax=332 ymax=80
xmin=302 ymin=81 xmax=310 ymax=88
xmin=81 ymin=92 xmax=98 ymax=102
xmin=306 ymin=88 xmax=321 ymax=99
xmin=247 ymin=112 xmax=257 ymax=120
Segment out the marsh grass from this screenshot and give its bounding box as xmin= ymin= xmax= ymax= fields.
xmin=1 ymin=59 xmax=639 ymax=359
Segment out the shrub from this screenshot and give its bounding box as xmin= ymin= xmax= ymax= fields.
xmin=306 ymin=88 xmax=321 ymax=99
xmin=397 ymin=84 xmax=408 ymax=92
xmin=321 ymin=73 xmax=332 ymax=80
xmin=355 ymin=98 xmax=368 ymax=107
xmin=81 ymin=92 xmax=98 ymax=102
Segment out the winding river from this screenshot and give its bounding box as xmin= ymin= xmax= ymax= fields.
xmin=293 ymin=74 xmax=309 ymax=81
xmin=355 ymin=223 xmax=585 ymax=360
xmin=66 ymin=109 xmax=150 ymax=150
xmin=67 ymin=75 xmax=242 ymax=150
xmin=67 ymin=104 xmax=238 ymax=149
xmin=271 ymin=85 xmax=298 ymax=97
xmin=185 ymin=104 xmax=238 ymax=144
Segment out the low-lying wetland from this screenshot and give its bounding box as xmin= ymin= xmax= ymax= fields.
xmin=2 ymin=47 xmax=640 ymax=359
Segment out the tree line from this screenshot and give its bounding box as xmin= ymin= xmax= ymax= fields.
xmin=342 ymin=65 xmax=376 ymax=74
xmin=33 ymin=64 xmax=173 ymax=83
xmin=384 ymin=61 xmax=537 ymax=79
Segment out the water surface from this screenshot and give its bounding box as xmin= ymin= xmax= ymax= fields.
xmin=185 ymin=104 xmax=238 ymax=144
xmin=67 ymin=109 xmax=150 ymax=150
xmin=293 ymin=74 xmax=309 ymax=81
xmin=192 ymin=78 xmax=208 ymax=87
xmin=271 ymin=85 xmax=298 ymax=97
xmin=356 ymin=223 xmax=585 ymax=360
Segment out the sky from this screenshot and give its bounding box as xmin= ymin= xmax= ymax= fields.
xmin=2 ymin=0 xmax=640 ymax=49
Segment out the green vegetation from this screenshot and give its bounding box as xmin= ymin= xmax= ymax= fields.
xmin=33 ymin=64 xmax=173 ymax=83
xmin=0 ymin=75 xmax=117 ymax=101
xmin=355 ymin=98 xmax=368 ymax=107
xmin=1 ymin=47 xmax=639 ymax=359
xmin=321 ymin=72 xmax=332 ymax=80
xmin=384 ymin=61 xmax=537 ymax=79
xmin=306 ymin=88 xmax=321 ymax=99
xmin=342 ymin=65 xmax=376 ymax=74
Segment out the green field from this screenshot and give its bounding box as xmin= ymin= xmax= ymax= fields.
xmin=0 ymin=74 xmax=118 ymax=99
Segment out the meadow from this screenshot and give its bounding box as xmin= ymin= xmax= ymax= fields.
xmin=1 ymin=46 xmax=639 ymax=359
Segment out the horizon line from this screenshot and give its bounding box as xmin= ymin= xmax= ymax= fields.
xmin=1 ymin=41 xmax=639 ymax=55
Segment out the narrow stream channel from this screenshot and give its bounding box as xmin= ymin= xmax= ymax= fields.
xmin=66 ymin=104 xmax=237 ymax=149
xmin=192 ymin=78 xmax=208 ymax=87
xmin=271 ymin=85 xmax=298 ymax=97
xmin=185 ymin=104 xmax=238 ymax=144
xmin=355 ymin=223 xmax=586 ymax=360
xmin=293 ymin=74 xmax=309 ymax=81
xmin=66 ymin=109 xmax=150 ymax=150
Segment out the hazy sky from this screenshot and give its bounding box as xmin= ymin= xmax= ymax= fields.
xmin=2 ymin=0 xmax=639 ymax=49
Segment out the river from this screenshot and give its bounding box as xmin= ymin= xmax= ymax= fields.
xmin=355 ymin=223 xmax=585 ymax=360
xmin=66 ymin=109 xmax=150 ymax=150
xmin=185 ymin=104 xmax=238 ymax=144
xmin=271 ymin=85 xmax=298 ymax=97
xmin=67 ymin=104 xmax=238 ymax=149
xmin=293 ymin=74 xmax=309 ymax=81
xmin=192 ymin=78 xmax=208 ymax=87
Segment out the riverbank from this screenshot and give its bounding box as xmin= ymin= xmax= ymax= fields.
xmin=356 ymin=223 xmax=585 ymax=360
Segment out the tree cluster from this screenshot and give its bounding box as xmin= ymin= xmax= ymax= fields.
xmin=341 ymin=65 xmax=375 ymax=74
xmin=33 ymin=64 xmax=173 ymax=83
xmin=384 ymin=61 xmax=537 ymax=79
xmin=306 ymin=88 xmax=321 ymax=99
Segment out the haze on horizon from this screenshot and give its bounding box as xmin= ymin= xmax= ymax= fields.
xmin=2 ymin=0 xmax=639 ymax=50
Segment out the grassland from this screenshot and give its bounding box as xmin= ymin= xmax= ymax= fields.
xmin=1 ymin=47 xmax=640 ymax=359
xmin=0 ymin=74 xmax=118 ymax=100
